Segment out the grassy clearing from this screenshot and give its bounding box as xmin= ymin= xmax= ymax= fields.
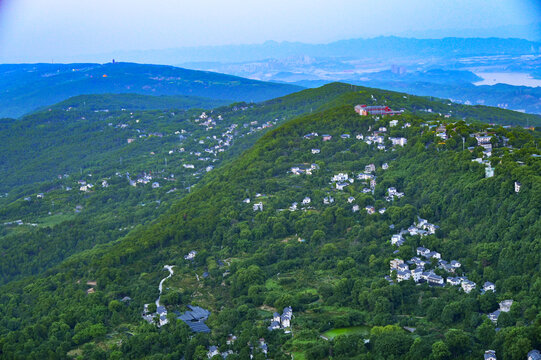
xmin=322 ymin=326 xmax=370 ymax=339
xmin=37 ymin=212 xmax=76 ymax=227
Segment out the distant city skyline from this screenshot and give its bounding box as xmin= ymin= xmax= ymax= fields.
xmin=0 ymin=0 xmax=540 ymax=63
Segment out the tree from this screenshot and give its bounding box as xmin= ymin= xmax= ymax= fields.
xmin=108 ymin=300 xmax=123 ymax=313
xmin=371 ymin=325 xmax=413 ymax=358
xmin=311 ymin=230 xmax=325 ymax=243
xmin=430 ymin=341 xmax=451 ymax=360
xmin=444 ymin=329 xmax=471 ymax=357
xmin=406 ymin=337 xmax=431 ymax=360
xmin=475 ymin=319 xmax=496 ymax=347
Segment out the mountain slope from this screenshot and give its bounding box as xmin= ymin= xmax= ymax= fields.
xmin=0 ymin=83 xmax=366 ymax=286
xmin=0 ymin=88 xmax=539 ymax=359
xmin=43 ymin=93 xmax=230 ymax=112
xmin=0 ymin=62 xmax=303 ymax=118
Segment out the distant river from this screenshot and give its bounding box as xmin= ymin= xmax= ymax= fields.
xmin=474 ymin=72 xmax=541 ymax=87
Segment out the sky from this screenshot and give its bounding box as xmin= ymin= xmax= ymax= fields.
xmin=0 ymin=0 xmax=540 ymax=63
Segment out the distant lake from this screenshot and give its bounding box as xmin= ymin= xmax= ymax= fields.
xmin=474 ymin=72 xmax=541 ymax=87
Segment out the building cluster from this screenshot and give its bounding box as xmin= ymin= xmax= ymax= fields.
xmin=290 ymin=163 xmax=319 ymax=175
xmin=487 ymin=300 xmax=513 ymax=324
xmin=385 ymin=187 xmax=404 ymax=202
xmin=289 ymin=197 xmax=312 ymax=211
xmin=389 ymin=217 xmax=439 ymax=247
xmin=303 ymin=122 xmax=407 ymax=154
xmin=331 ymin=172 xmax=354 ymax=191
xmin=142 ymin=303 xmax=169 ymax=327
xmin=268 ymin=306 xmax=293 ymax=332
xmin=206 ymin=345 xmax=235 ymax=359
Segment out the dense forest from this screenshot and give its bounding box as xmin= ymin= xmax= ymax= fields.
xmin=0 ymin=84 xmax=540 ymax=359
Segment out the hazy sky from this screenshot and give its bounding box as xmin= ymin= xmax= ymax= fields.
xmin=0 ymin=0 xmax=540 ymax=63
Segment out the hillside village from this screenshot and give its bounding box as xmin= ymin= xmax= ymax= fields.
xmin=219 ymin=103 xmax=538 ymax=358
xmin=0 ymin=104 xmax=279 ymax=231
xmin=1 ymin=88 xmax=539 ymax=360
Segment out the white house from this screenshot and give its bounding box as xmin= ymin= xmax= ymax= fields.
xmin=488 ymin=310 xmax=501 ymax=324
xmin=527 ymin=350 xmax=541 ymax=360
xmin=396 ymin=270 xmax=411 ymax=282
xmin=358 ymin=173 xmax=374 ymax=180
xmin=332 ymin=173 xmax=349 ymax=182
xmin=323 ymin=196 xmax=334 ymax=204
xmin=427 ymin=273 xmax=444 ymax=286
xmin=391 ymin=234 xmax=405 ymax=246
xmin=302 ymin=197 xmax=311 ymax=205
xmin=365 ymin=164 xmax=376 ymax=173
xmin=475 ymin=135 xmax=492 ymax=145
xmin=499 ymin=300 xmax=513 ymax=312
xmin=484 ymin=350 xmax=497 ymax=360
xmin=514 ymin=181 xmax=521 ymax=193
xmin=382 ymin=163 xmax=389 ymax=170
xmin=411 ymin=268 xmax=424 ymax=282
xmin=311 ymin=149 xmax=321 ymax=154
xmin=461 ymin=280 xmax=476 ymax=293
xmin=390 ymin=137 xmax=407 ymax=147
xmin=253 ymin=202 xmax=263 ymax=211
xmin=389 ymin=120 xmax=398 ymax=127
xmin=390 ymin=259 xmax=404 ymax=270
xmin=207 ymin=346 xmax=220 ymax=359
xmin=365 ymin=206 xmax=375 ymax=214
xmin=336 ymin=182 xmax=349 ymax=190
xmin=352 ymin=205 xmax=360 ymax=212
xmin=347 ymin=196 xmax=355 ymax=203
xmin=483 ymin=281 xmax=496 ymax=292
xmin=417 ymin=247 xmax=430 ymax=257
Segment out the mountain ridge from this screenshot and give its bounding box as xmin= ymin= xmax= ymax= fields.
xmin=0 ymin=62 xmax=303 ymax=118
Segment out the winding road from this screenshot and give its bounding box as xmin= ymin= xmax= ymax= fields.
xmin=155 ymin=265 xmax=174 ymax=307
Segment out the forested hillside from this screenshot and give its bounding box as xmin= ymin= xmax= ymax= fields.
xmin=44 ymin=93 xmax=230 ymax=112
xmin=0 ymin=85 xmax=539 ymax=359
xmin=0 ymin=62 xmax=302 ymax=118
xmin=0 ymin=83 xmax=365 ymax=286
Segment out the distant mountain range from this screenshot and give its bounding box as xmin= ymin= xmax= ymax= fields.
xmin=92 ymin=36 xmax=541 ymax=64
xmin=0 ymin=62 xmax=302 ymax=118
